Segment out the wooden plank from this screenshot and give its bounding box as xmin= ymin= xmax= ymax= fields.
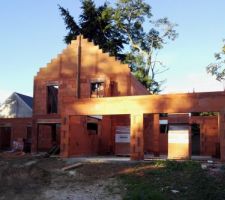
xmin=61 ymin=163 xmax=83 ymax=171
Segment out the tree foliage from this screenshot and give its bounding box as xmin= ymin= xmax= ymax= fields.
xmin=59 ymin=0 xmax=178 ymax=93
xmin=58 ymin=1 xmax=125 ymax=60
xmin=113 ymin=0 xmax=178 ymax=93
xmin=207 ymin=40 xmax=225 ymax=81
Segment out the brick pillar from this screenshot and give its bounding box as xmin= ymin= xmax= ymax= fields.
xmin=60 ymin=115 xmax=70 ymax=157
xmin=218 ymin=111 xmax=225 ymax=161
xmin=130 ymin=113 xmax=144 ymax=160
xmin=152 ymin=114 xmax=160 ymax=156
xmin=31 ymin=119 xmax=38 ymax=153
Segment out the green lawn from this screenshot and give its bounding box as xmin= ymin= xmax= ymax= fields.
xmin=119 ymin=160 xmax=225 ymax=200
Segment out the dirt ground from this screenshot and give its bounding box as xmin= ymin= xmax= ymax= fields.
xmin=1 ymin=152 xmax=225 ymax=200
xmin=0 ymin=153 xmax=132 ymax=200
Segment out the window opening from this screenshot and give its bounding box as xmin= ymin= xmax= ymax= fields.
xmin=90 ymin=82 xmax=104 ymax=98
xmin=87 ymin=122 xmax=98 ymax=134
xmin=47 ymin=85 xmax=58 ymax=113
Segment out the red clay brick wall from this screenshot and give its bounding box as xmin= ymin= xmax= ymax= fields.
xmin=68 ymin=116 xmax=99 ymax=156
xmin=130 ymin=75 xmax=150 ymax=95
xmin=168 ymin=113 xmax=189 ymax=124
xmin=0 ymin=118 xmax=32 ymax=149
xmin=143 ymin=114 xmax=161 ymax=156
xmin=190 ymin=116 xmax=218 ymax=156
xmin=143 ymin=114 xmax=153 ymax=153
xmin=159 ymin=134 xmax=168 ymax=154
xmin=37 ymin=125 xmax=52 ymax=151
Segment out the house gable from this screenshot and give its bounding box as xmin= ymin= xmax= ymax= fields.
xmin=34 ymin=35 xmax=149 ymax=115
xmin=0 ymin=92 xmax=32 ymax=118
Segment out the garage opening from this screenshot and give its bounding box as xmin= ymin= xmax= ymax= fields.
xmin=67 ymin=114 xmax=131 ymax=157
xmin=0 ymin=127 xmax=11 ymax=150
xmin=63 ymin=111 xmax=220 ymax=160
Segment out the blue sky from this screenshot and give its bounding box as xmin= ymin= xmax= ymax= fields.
xmin=0 ymin=0 xmax=225 ymax=103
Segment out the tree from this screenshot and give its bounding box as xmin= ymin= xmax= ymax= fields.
xmin=113 ymin=0 xmax=178 ymax=93
xmin=58 ymin=0 xmax=125 ymax=60
xmin=59 ymin=0 xmax=178 ymax=93
xmin=207 ymin=40 xmax=225 ymax=81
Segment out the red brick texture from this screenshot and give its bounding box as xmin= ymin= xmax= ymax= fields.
xmin=0 ymin=118 xmax=32 ymax=149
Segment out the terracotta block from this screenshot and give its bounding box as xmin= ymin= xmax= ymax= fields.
xmin=0 ymin=118 xmax=32 ymax=150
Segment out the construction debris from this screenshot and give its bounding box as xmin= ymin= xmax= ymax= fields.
xmin=201 ymin=164 xmax=207 ymax=170
xmin=43 ymin=144 xmax=60 ymax=158
xmin=24 ymin=160 xmax=38 ymax=166
xmin=171 ymin=189 xmax=179 ymax=194
xmin=12 ymin=138 xmax=24 ymax=152
xmin=62 ymin=163 xmax=83 ymax=171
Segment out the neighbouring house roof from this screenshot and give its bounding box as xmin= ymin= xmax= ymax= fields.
xmin=0 ymin=92 xmax=33 ymax=118
xmin=15 ymin=92 xmax=33 ymax=109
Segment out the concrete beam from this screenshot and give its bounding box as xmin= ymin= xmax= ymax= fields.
xmin=64 ymin=91 xmax=225 ymax=116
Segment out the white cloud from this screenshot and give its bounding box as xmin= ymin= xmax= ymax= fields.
xmin=162 ymin=72 xmax=224 ymax=94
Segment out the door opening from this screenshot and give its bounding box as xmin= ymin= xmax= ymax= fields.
xmin=191 ymin=123 xmax=200 ymax=155
xmin=0 ymin=127 xmax=11 ymax=150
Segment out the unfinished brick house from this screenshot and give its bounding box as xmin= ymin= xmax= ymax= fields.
xmin=31 ymin=35 xmax=149 ymax=156
xmin=31 ymin=35 xmax=224 ymax=161
xmin=1 ymin=35 xmax=224 ymax=161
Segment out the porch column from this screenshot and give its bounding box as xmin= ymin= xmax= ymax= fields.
xmin=152 ymin=114 xmax=160 ymax=156
xmin=130 ymin=113 xmax=144 ymax=160
xmin=219 ymin=111 xmax=225 ymax=161
xmin=60 ymin=115 xmax=70 ymax=157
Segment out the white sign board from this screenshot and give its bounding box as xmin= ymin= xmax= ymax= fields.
xmin=115 ymin=134 xmax=130 ymax=143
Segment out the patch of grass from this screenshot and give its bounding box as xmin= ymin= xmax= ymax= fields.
xmin=164 ymin=160 xmax=199 ymax=171
xmin=121 ymin=175 xmax=165 ymax=200
xmin=118 ymin=161 xmax=225 ymax=200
